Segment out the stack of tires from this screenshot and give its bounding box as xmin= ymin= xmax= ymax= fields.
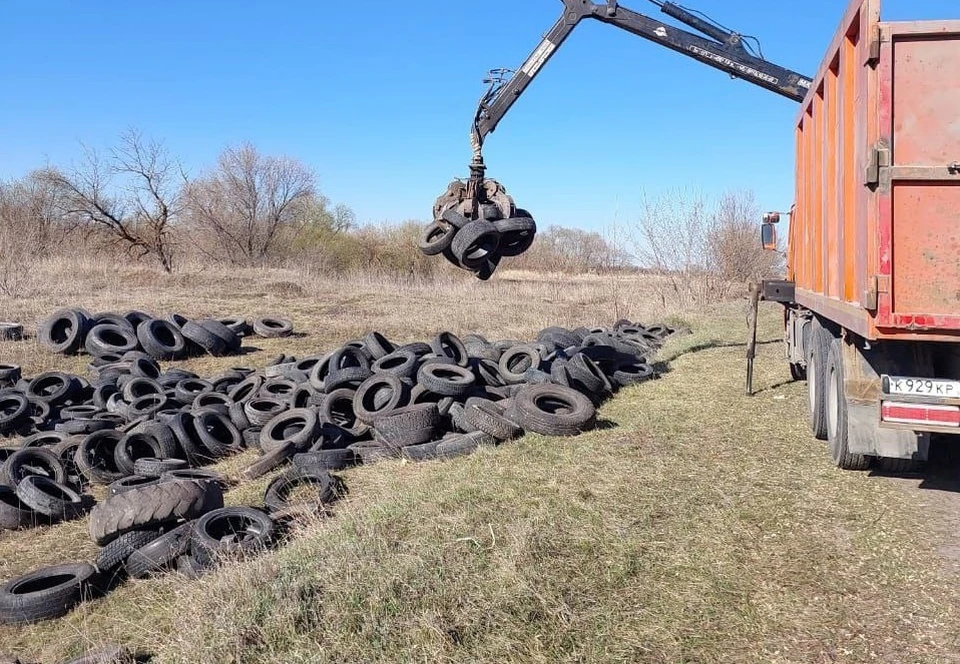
xmin=37 ymin=309 xmax=293 ymax=360
xmin=421 ymin=179 xmax=536 ymax=280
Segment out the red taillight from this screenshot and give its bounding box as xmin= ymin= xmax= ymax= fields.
xmin=881 ymin=401 xmax=960 ymax=427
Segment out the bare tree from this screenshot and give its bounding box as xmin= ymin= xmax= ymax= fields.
xmin=708 ymin=190 xmax=783 ymax=281
xmin=0 ymin=172 xmax=75 ymax=296
xmin=184 ymin=144 xmax=315 ymax=265
xmin=628 ymin=188 xmax=780 ymax=307
xmin=41 ymin=130 xmax=183 ymax=271
xmin=629 ymin=188 xmax=731 ymax=306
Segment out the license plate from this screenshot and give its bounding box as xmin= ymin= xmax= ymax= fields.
xmin=884 ymin=375 xmax=960 ymax=398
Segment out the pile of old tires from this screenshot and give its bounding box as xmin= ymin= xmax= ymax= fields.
xmin=241 ymin=319 xmax=673 ymax=472
xmin=0 ymin=318 xmax=673 ymax=626
xmin=37 ymin=309 xmax=293 ymax=360
xmin=421 ymin=179 xmax=536 ymax=280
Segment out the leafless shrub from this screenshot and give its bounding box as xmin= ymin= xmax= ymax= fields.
xmin=629 ymin=188 xmax=776 ymax=307
xmin=0 ymin=172 xmax=72 ymax=296
xmin=183 ymin=144 xmax=315 ymax=265
xmin=40 ymin=129 xmax=183 ymax=272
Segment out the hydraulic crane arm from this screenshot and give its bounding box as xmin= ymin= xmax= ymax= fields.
xmin=472 ymin=0 xmax=813 ymax=154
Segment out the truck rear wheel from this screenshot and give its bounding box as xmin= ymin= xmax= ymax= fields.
xmin=826 ymin=338 xmax=871 ymax=471
xmin=807 ymin=322 xmax=833 ymax=440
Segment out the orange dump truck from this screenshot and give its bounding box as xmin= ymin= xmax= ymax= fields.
xmin=761 ymin=0 xmax=960 ymax=470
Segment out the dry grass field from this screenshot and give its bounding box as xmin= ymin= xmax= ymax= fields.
xmin=1 ymin=259 xmax=959 ymax=663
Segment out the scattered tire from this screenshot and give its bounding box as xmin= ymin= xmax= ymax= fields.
xmin=253 ymin=317 xmax=293 ymax=338
xmin=191 ymin=507 xmax=275 ymax=566
xmin=15 ymin=476 xmax=84 ymax=520
xmin=0 ymin=563 xmax=97 ymax=624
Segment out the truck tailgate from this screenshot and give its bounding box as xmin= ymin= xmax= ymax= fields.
xmin=881 ymin=22 xmax=960 ymax=331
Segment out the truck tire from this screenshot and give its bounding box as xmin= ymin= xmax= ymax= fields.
xmin=807 ymin=322 xmax=834 ymax=441
xmin=825 ymin=338 xmax=871 ymax=471
xmin=89 ymin=479 xmax=223 ymax=545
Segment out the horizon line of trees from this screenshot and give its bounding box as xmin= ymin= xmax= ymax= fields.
xmin=0 ymin=130 xmax=779 ymax=303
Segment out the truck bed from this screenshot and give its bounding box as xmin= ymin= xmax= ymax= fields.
xmin=788 ymin=0 xmax=960 ymax=341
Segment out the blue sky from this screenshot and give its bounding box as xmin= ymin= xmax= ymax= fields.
xmin=0 ymin=0 xmax=954 ymax=230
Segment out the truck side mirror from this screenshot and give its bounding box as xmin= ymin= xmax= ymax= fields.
xmin=761 ymin=223 xmax=778 ymax=250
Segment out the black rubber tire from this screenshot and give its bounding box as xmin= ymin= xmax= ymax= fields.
xmin=137 ymin=319 xmax=187 ymax=361
xmin=514 ymin=384 xmax=596 ymax=437
xmin=259 ymin=408 xmax=318 ymax=453
xmin=450 ymin=219 xmax=500 ymax=268
xmin=435 ymin=434 xmax=481 ymax=459
xmin=0 ymin=393 xmax=28 ymax=433
xmin=354 ymin=374 xmax=408 ymax=423
xmin=115 ymin=422 xmax=178 ymax=476
xmin=244 ymin=397 xmax=289 ymax=427
xmin=228 ymin=375 xmax=265 ymax=404
xmin=362 ymin=331 xmax=395 ymax=360
xmin=252 ymin=316 xmax=293 ymax=339
xmin=430 ymin=332 xmax=468 ymax=367
xmin=198 ymin=319 xmax=241 ymax=353
xmin=372 ymin=403 xmax=441 ymax=449
xmin=125 ymin=522 xmax=193 ymax=578
xmin=180 ymin=321 xmax=227 ymax=357
xmin=108 ymin=475 xmax=160 ymax=496
xmin=418 ymin=221 xmax=456 ymax=256
xmin=498 ymin=346 xmax=541 ymax=384
xmin=133 ymin=457 xmax=188 ymax=478
xmin=190 ymin=506 xmax=275 ymax=566
xmin=85 ymin=324 xmax=140 ymax=358
xmin=464 ymin=398 xmax=522 ymax=441
xmin=807 ymin=322 xmax=834 ymax=441
xmin=242 ymin=441 xmax=295 ymax=480
xmin=26 ymin=371 xmax=78 ymax=405
xmin=612 ymin=361 xmax=655 ymax=388
xmin=1 ymin=448 xmax=66 ymax=487
xmin=0 ymin=363 xmax=22 ymax=386
xmin=292 ymin=449 xmax=357 ymax=472
xmin=95 ymin=528 xmax=162 ymax=574
xmin=119 ymin=376 xmax=166 ymax=403
xmin=75 ymin=430 xmax=126 ymax=485
xmin=825 ymin=338 xmax=871 ymax=471
xmin=0 ymin=484 xmax=40 ymax=529
xmin=124 ymin=394 xmax=171 ymax=421
xmin=218 ymin=317 xmax=251 ymax=336
xmin=15 ymin=476 xmax=84 ymax=520
xmin=493 ymin=215 xmax=537 ymax=257
xmin=89 ymin=479 xmax=224 ymax=545
xmin=38 ymin=309 xmax=89 ymax=355
xmin=165 ymin=412 xmax=210 ymax=466
xmin=161 ymin=468 xmax=228 ymax=489
xmin=321 ymin=389 xmax=368 ymax=438
xmin=193 ymin=409 xmax=243 ymax=457
xmin=400 ymin=440 xmax=440 ymax=462
xmin=566 ymin=353 xmax=613 ymax=399
xmin=417 ymin=363 xmax=475 ymax=397
xmin=0 ymin=563 xmax=96 ymax=625
xmin=173 ymin=379 xmax=214 ymax=405
xmin=263 ymin=467 xmax=343 ymax=513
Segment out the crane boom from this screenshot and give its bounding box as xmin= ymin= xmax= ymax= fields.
xmin=473 ymin=0 xmax=812 ymax=151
